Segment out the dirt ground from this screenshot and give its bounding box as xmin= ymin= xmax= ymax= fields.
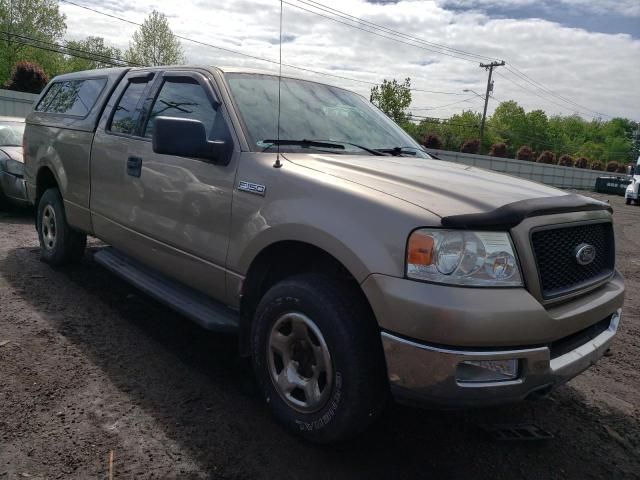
xmin=0 ymin=192 xmax=638 ymax=480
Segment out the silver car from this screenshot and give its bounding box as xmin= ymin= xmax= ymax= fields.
xmin=0 ymin=116 xmax=28 ymax=208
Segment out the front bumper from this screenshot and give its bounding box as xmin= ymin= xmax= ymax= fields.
xmin=625 ymin=189 xmax=638 ymax=200
xmin=0 ymin=171 xmax=29 ymax=206
xmin=383 ymin=309 xmax=621 ymax=407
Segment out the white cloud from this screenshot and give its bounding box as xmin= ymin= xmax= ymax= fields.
xmin=59 ymin=0 xmax=640 ymax=121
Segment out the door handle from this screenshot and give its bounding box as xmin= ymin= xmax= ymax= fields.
xmin=127 ymin=156 xmax=142 ymax=177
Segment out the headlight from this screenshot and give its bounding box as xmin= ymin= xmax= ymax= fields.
xmin=1 ymin=158 xmax=24 ymax=177
xmin=406 ymin=229 xmax=523 ymax=286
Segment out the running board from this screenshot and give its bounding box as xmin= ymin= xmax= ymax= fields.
xmin=93 ymin=247 xmax=239 ymax=333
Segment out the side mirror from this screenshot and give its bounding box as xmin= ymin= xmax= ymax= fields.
xmin=152 ymin=116 xmax=232 ymax=165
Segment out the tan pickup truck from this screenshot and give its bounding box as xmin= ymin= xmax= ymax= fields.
xmin=23 ymin=66 xmax=624 ymax=443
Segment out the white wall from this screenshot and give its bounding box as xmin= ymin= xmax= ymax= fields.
xmin=426 ymin=149 xmax=612 ymax=190
xmin=0 ymin=89 xmax=38 ymax=118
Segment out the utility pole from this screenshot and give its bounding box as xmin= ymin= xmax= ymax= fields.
xmin=479 ymin=60 xmax=505 ymax=151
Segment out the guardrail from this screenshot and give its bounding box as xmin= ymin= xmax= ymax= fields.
xmin=0 ymin=89 xmax=38 ymax=118
xmin=425 ymin=148 xmax=621 ymax=190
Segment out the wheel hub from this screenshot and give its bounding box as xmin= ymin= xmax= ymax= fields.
xmin=41 ymin=205 xmax=57 ymax=251
xmin=267 ymin=312 xmax=333 ymax=413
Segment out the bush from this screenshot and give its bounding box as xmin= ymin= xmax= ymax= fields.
xmin=460 ymin=139 xmax=480 ymax=154
xmin=557 ymin=154 xmax=574 ymax=167
xmin=537 ymin=150 xmax=556 ymax=164
xmin=422 ymin=133 xmax=443 ymax=150
xmin=516 ymin=146 xmax=534 ymax=161
xmin=616 ymin=164 xmax=628 ymax=174
xmin=3 ymin=61 xmax=49 ymax=94
xmin=488 ymin=143 xmax=508 ymax=158
xmin=591 ymin=161 xmax=603 ymax=171
xmin=605 ymin=161 xmax=619 ymax=172
xmin=575 ymin=157 xmax=589 ymax=169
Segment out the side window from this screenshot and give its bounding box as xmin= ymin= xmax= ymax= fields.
xmin=109 ymin=80 xmax=150 ymax=135
xmin=35 ymin=79 xmax=106 ymax=116
xmin=144 ymin=78 xmax=217 ymax=139
xmin=36 ymin=82 xmax=62 ymax=112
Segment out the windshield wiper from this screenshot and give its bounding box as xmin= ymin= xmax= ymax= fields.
xmin=262 ymin=139 xmax=387 ymax=156
xmin=374 ymin=146 xmax=425 ymax=156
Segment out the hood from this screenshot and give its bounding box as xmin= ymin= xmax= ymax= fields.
xmin=283 ymin=153 xmax=568 ymax=219
xmin=0 ymin=146 xmax=23 ymax=163
xmin=283 ymin=153 xmax=610 ymax=228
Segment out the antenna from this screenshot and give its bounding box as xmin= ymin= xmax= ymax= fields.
xmin=273 ymin=0 xmax=284 ymax=168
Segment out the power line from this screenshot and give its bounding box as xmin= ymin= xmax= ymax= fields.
xmin=289 ymin=0 xmax=495 ymax=62
xmin=291 ymin=0 xmax=615 ymax=120
xmin=289 ymin=0 xmax=611 ymax=120
xmin=57 ymin=0 xmax=467 ymax=96
xmin=283 ymin=0 xmax=483 ymax=64
xmin=505 ymin=65 xmax=611 ymax=118
xmin=411 ymin=95 xmax=479 ymax=111
xmin=2 ymin=31 xmax=139 ymax=67
xmin=494 ymin=71 xmax=598 ymax=118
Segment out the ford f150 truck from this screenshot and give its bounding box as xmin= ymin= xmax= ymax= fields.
xmin=24 ymin=66 xmax=624 ymax=443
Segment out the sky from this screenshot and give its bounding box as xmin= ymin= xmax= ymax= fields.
xmin=59 ymin=0 xmax=640 ymax=121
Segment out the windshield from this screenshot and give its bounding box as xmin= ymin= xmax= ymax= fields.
xmin=225 ymin=73 xmax=428 ymax=158
xmin=0 ymin=122 xmax=24 ymax=147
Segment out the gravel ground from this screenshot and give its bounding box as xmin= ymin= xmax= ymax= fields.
xmin=0 ymin=192 xmax=638 ymax=480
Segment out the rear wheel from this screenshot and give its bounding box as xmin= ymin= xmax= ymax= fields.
xmin=251 ymin=273 xmax=388 ymax=443
xmin=37 ymin=188 xmax=86 ymax=265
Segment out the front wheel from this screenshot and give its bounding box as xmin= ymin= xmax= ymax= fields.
xmin=626 ymin=198 xmax=632 ymax=205
xmin=251 ymin=274 xmax=387 ymax=443
xmin=37 ymin=188 xmax=87 ymax=266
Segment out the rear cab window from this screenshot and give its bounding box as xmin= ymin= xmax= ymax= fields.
xmin=109 ymin=78 xmax=152 ymax=135
xmin=36 ymin=78 xmax=107 ymax=117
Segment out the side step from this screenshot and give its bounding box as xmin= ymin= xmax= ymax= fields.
xmin=94 ymin=247 xmax=239 ymax=333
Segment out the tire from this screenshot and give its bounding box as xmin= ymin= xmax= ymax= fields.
xmin=251 ymin=273 xmax=388 ymax=443
xmin=626 ymin=198 xmax=632 ymax=205
xmin=37 ymin=188 xmax=86 ymax=266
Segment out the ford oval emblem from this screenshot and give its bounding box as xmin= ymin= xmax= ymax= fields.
xmin=575 ymin=243 xmax=596 ymax=266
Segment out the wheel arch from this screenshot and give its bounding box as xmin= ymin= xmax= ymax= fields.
xmin=35 ymin=165 xmax=60 ymax=195
xmin=238 ymin=239 xmax=378 ymax=356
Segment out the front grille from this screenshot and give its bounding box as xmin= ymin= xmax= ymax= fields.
xmin=531 ymin=221 xmax=615 ymax=299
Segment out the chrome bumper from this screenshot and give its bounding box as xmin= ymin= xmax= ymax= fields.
xmin=382 ymin=309 xmax=621 ymax=407
xmin=0 ymin=171 xmax=29 ymax=206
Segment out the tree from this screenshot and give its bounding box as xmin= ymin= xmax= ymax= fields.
xmin=0 ymin=0 xmax=66 ymax=83
xmin=4 ymin=60 xmax=48 ymax=93
xmin=486 ymin=100 xmax=527 ymax=155
xmin=370 ymin=78 xmax=412 ymax=127
xmin=124 ymin=10 xmax=185 ymax=67
xmin=64 ymin=36 xmax=122 ymax=71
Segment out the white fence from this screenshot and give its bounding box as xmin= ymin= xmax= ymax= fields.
xmin=0 ymin=89 xmax=38 ymax=118
xmin=426 ymin=149 xmax=613 ymax=190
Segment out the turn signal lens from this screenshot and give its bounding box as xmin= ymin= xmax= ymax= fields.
xmin=407 ymin=230 xmax=435 ymax=266
xmin=406 ymin=229 xmax=522 ymax=287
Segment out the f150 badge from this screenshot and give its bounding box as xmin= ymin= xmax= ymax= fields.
xmin=238 ymin=181 xmax=266 ymax=196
